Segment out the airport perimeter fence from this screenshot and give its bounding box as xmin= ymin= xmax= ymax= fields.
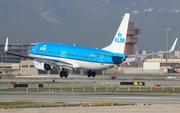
xmin=9 ymin=86 xmax=180 ymax=93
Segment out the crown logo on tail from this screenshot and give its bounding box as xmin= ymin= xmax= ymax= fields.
xmin=117 ymin=32 xmax=122 ymax=37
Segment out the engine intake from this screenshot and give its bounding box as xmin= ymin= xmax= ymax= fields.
xmin=44 ymin=64 xmax=51 ymax=71
xmin=34 ymin=61 xmax=51 ymax=71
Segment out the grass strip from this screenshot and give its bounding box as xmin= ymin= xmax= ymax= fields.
xmin=0 ymin=87 xmax=180 ymax=94
xmin=0 ymin=102 xmax=80 ymax=109
xmin=0 ymin=101 xmax=137 ymax=109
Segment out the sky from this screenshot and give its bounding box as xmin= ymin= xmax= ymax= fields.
xmin=0 ymin=0 xmax=180 ymax=54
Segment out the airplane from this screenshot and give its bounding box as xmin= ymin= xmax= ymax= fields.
xmin=4 ymin=13 xmax=178 ymax=78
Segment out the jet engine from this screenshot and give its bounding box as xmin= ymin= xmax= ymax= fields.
xmin=33 ymin=61 xmax=51 ymax=71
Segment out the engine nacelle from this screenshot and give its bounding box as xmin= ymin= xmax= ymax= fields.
xmin=34 ymin=61 xmax=51 ymax=71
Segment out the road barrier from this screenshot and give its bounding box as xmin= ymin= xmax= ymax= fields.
xmin=14 ymin=84 xmax=28 ymax=88
xmin=38 ymin=84 xmax=43 ymax=87
xmin=156 ymin=83 xmax=160 ymax=87
xmin=120 ymin=82 xmax=134 ymax=85
xmin=120 ymin=82 xmax=145 ymax=86
xmin=11 ymin=81 xmax=18 ymax=84
xmin=111 ymin=76 xmax=117 ymax=80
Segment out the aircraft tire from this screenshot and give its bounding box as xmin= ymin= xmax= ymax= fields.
xmin=60 ymin=71 xmax=64 ymax=78
xmin=92 ymin=71 xmax=96 ymax=77
xmin=87 ymin=70 xmax=92 ymax=77
xmin=64 ymin=71 xmax=68 ymax=78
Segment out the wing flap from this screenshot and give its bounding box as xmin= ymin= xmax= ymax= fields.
xmin=93 ymin=53 xmax=123 ymax=58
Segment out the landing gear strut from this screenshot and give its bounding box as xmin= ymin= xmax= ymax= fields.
xmin=87 ymin=70 xmax=96 ymax=77
xmin=59 ymin=68 xmax=68 ymax=78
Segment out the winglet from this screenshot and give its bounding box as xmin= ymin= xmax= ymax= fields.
xmin=4 ymin=37 xmax=8 ymax=52
xmin=169 ymin=38 xmax=178 ymax=52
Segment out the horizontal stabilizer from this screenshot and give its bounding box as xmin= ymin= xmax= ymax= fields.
xmin=127 ymin=38 xmax=178 ymax=58
xmin=123 ymin=57 xmax=136 ymax=63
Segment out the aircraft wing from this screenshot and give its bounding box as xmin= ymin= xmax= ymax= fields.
xmin=34 ymin=58 xmax=73 ymax=70
xmin=4 ymin=38 xmax=73 ymax=70
xmin=126 ymin=38 xmax=178 ymax=58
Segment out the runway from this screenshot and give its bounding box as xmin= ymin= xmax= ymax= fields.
xmin=0 ymin=92 xmax=180 ymax=104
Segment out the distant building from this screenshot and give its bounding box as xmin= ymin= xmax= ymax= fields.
xmin=175 ymin=51 xmax=180 ymax=58
xmin=0 ymin=43 xmax=38 ymax=75
xmin=20 ymin=61 xmax=38 ymax=75
xmin=0 ymin=44 xmax=35 ymax=63
xmin=0 ymin=63 xmax=20 ymax=75
xmin=136 ymin=50 xmax=180 ymax=61
xmin=158 ymin=51 xmax=163 ymax=58
xmin=147 ymin=58 xmax=180 ymax=73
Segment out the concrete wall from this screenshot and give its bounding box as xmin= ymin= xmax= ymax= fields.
xmin=20 ymin=61 xmax=38 ymax=75
xmin=0 ymin=63 xmax=20 ymax=69
xmin=0 ymin=63 xmax=20 ymax=75
xmin=143 ymin=62 xmax=160 ymax=70
xmin=122 ymin=68 xmax=163 ymax=74
xmin=122 ymin=68 xmax=144 ymax=74
xmin=106 ymin=67 xmax=164 ymax=74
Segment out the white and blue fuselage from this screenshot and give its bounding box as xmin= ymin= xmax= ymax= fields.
xmin=29 ymin=43 xmax=126 ymax=70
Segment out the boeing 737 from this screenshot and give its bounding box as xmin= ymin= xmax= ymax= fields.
xmin=4 ymin=13 xmax=178 ymax=78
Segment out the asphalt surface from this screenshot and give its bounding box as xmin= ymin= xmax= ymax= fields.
xmin=0 ymin=92 xmax=180 ymax=104
xmin=1 ymin=105 xmax=180 ymax=113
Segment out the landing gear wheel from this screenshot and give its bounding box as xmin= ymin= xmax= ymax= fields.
xmin=87 ymin=70 xmax=92 ymax=77
xmin=64 ymin=71 xmax=68 ymax=78
xmin=59 ymin=69 xmax=69 ymax=78
xmin=60 ymin=71 xmax=64 ymax=78
xmin=91 ymin=71 xmax=96 ymax=77
xmin=87 ymin=70 xmax=96 ymax=77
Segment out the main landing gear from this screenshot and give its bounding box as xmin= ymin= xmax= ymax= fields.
xmin=59 ymin=69 xmax=68 ymax=78
xmin=87 ymin=70 xmax=96 ymax=77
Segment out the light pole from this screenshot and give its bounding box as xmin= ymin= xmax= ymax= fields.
xmin=165 ymin=27 xmax=170 ymax=67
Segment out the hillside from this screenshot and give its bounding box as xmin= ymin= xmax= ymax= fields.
xmin=0 ymin=0 xmax=180 ymax=52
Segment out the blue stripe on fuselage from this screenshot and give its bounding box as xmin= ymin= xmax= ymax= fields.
xmin=30 ymin=43 xmax=125 ymax=64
